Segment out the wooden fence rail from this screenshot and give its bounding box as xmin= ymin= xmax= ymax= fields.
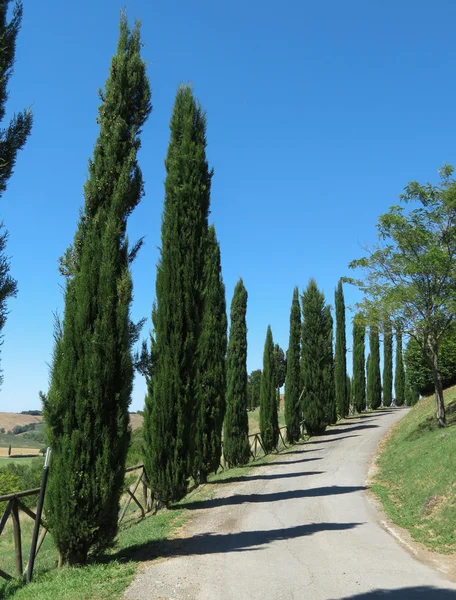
xmin=0 ymin=419 xmax=308 ymax=583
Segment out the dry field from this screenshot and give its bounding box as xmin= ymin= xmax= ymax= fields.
xmin=0 ymin=412 xmax=43 ymax=431
xmin=0 ymin=447 xmax=41 ymax=457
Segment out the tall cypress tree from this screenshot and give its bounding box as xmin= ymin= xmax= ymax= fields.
xmin=260 ymin=326 xmax=279 ymax=452
xmin=395 ymin=327 xmax=405 ymax=406
xmin=43 ymin=16 xmax=151 ymax=565
xmin=194 ymin=225 xmax=227 ymax=483
xmin=334 ymin=281 xmax=348 ymax=418
xmin=383 ymin=320 xmax=393 ymax=407
xmin=324 ymin=305 xmax=337 ymax=424
xmin=144 ymin=85 xmax=211 ymax=503
xmin=366 ymin=353 xmax=372 ymax=408
xmin=248 ymin=369 xmax=262 ymax=409
xmin=285 ymin=287 xmax=301 ymax=443
xmin=301 ymin=279 xmax=328 ymax=435
xmin=368 ymin=326 xmax=382 ymax=409
xmin=353 ymin=316 xmax=366 ymax=413
xmin=223 ymin=279 xmax=250 ymax=466
xmin=0 ymin=1 xmax=32 ymax=385
xmin=346 ymin=374 xmax=352 ymax=412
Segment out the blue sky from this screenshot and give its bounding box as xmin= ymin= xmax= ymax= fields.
xmin=2 ymin=0 xmax=456 ymax=412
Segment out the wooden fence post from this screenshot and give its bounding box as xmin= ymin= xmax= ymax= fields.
xmin=11 ymin=498 xmax=22 ymax=577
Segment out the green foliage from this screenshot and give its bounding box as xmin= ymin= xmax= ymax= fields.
xmin=43 ymin=16 xmax=151 ymax=565
xmin=260 ymin=326 xmax=279 ymax=452
xmin=352 ymin=316 xmax=366 ymax=413
xmin=334 ymin=281 xmax=348 ymax=418
xmin=273 ymin=344 xmax=286 ymax=408
xmin=248 ymin=369 xmax=262 ymax=410
xmin=143 ymin=85 xmax=211 ymax=503
xmin=126 ymin=428 xmax=144 ymax=468
xmin=300 ymin=279 xmax=329 ymax=435
xmin=371 ymin=388 xmax=456 ymax=553
xmin=383 ymin=320 xmax=393 ymax=407
xmin=223 ymin=279 xmax=250 ymax=467
xmin=0 ymin=468 xmax=21 ymax=512
xmin=346 ymin=374 xmax=352 ymax=410
xmin=194 ymin=225 xmax=227 ymax=482
xmin=285 ymin=287 xmax=301 ymax=443
xmin=323 ymin=305 xmax=337 ymax=424
xmin=395 ymin=328 xmax=405 ymax=406
xmin=347 ymin=166 xmax=456 ymax=426
xmin=368 ymin=326 xmax=382 ymax=409
xmin=404 ymin=327 xmax=456 ymax=396
xmin=0 ymin=1 xmax=33 ymax=387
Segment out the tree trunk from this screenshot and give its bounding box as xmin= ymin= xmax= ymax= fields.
xmin=429 ymin=337 xmax=446 ymax=428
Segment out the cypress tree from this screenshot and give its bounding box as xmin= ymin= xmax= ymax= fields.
xmin=260 ymin=326 xmax=279 ymax=452
xmin=273 ymin=344 xmax=286 ymax=409
xmin=383 ymin=320 xmax=393 ymax=407
xmin=324 ymin=305 xmax=337 ymax=424
xmin=0 ymin=1 xmax=32 ymax=385
xmin=248 ymin=369 xmax=262 ymax=410
xmin=223 ymin=279 xmax=250 ymax=466
xmin=194 ymin=226 xmax=227 ymax=482
xmin=144 ymin=85 xmax=211 ymax=503
xmin=395 ymin=327 xmax=405 ymax=406
xmin=368 ymin=326 xmax=382 ymax=409
xmin=334 ymin=281 xmax=348 ymax=418
xmin=285 ymin=287 xmax=301 ymax=443
xmin=353 ymin=316 xmax=366 ymax=413
xmin=43 ymin=16 xmax=151 ymax=565
xmin=300 ymin=279 xmax=328 ymax=435
xmin=366 ymin=353 xmax=372 ymax=408
xmin=346 ymin=374 xmax=352 ymax=412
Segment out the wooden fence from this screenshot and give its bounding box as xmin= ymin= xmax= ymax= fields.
xmin=0 ymin=421 xmax=307 ymax=583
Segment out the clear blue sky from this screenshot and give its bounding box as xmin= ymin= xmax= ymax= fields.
xmin=2 ymin=0 xmax=456 ymax=412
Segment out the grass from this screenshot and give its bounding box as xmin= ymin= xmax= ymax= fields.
xmin=371 ymin=387 xmax=456 ymax=554
xmin=0 ymin=458 xmax=42 ymax=467
xmin=0 ymin=419 xmax=298 ymax=600
xmin=0 ymin=433 xmax=43 ymax=450
xmin=248 ymin=403 xmax=286 ymax=435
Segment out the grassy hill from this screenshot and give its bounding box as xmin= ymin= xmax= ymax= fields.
xmin=371 ymin=387 xmax=456 ymax=554
xmin=0 ymin=412 xmax=43 ymax=432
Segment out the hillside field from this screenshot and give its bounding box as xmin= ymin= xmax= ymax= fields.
xmin=371 ymin=387 xmax=456 ymax=553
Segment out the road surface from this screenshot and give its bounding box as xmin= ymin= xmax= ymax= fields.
xmin=124 ymin=409 xmax=456 ymax=599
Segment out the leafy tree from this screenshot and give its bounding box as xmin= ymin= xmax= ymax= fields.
xmin=0 ymin=1 xmax=32 ymax=386
xmin=300 ymin=279 xmax=328 ymax=435
xmin=194 ymin=225 xmax=227 ymax=483
xmin=383 ymin=320 xmax=393 ymax=407
xmin=273 ymin=344 xmax=286 ymax=408
xmin=285 ymin=287 xmax=301 ymax=443
xmin=368 ymin=326 xmax=382 ymax=409
xmin=43 ymin=16 xmax=151 ymax=565
xmin=347 ymin=166 xmax=456 ymax=426
xmin=260 ymin=326 xmax=279 ymax=452
xmin=353 ymin=317 xmax=366 ymax=413
xmin=404 ymin=327 xmax=456 ymax=396
xmin=324 ymin=305 xmax=337 ymax=424
xmin=248 ymin=369 xmax=262 ymax=410
xmin=143 ymin=85 xmax=211 ymax=502
xmin=395 ymin=327 xmax=405 ymax=406
xmin=335 ymin=281 xmax=348 ymax=418
xmin=223 ymin=279 xmax=250 ymax=466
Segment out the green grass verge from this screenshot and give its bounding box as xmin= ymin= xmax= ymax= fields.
xmin=371 ymin=388 xmax=456 ymax=554
xmin=0 ymin=413 xmax=301 ymax=600
xmin=0 ymin=433 xmax=43 ymax=449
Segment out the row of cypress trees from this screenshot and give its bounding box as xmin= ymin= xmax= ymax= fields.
xmin=351 ymin=318 xmax=417 ymax=412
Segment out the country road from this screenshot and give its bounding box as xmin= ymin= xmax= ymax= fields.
xmin=124 ymin=409 xmax=456 ymax=599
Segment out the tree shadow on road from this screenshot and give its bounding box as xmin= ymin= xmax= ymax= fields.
xmin=207 ymin=470 xmax=325 ymax=485
xmin=341 ymin=587 xmax=456 ymax=598
xmin=307 ymin=435 xmax=360 ymax=444
xmin=243 ymin=456 xmax=323 ymax=466
xmin=176 ymin=485 xmax=366 ymax=511
xmin=113 ymin=521 xmax=362 ymax=563
xmin=321 ymin=423 xmax=379 ymax=436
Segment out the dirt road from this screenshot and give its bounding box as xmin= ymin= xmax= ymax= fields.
xmin=125 ymin=409 xmax=456 ymax=599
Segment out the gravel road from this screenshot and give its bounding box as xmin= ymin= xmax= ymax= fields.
xmin=124 ymin=409 xmax=456 ymax=599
